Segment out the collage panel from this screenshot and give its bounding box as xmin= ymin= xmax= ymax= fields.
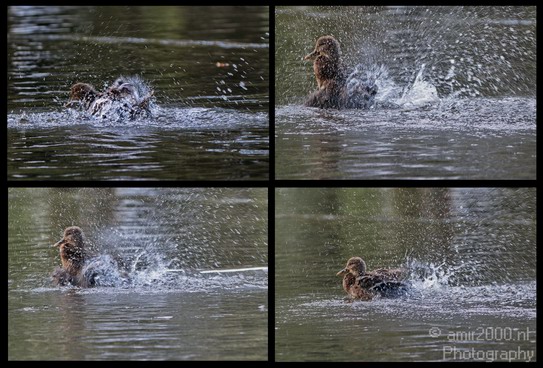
xmin=6 ymin=4 xmax=538 ymax=364
xmin=8 ymin=187 xmax=268 ymax=360
xmin=275 ymin=187 xmax=536 ymax=362
xmin=7 ymin=5 xmax=272 ymax=361
xmin=275 ymin=6 xmax=536 ymax=180
xmin=7 ymin=6 xmax=269 ymax=181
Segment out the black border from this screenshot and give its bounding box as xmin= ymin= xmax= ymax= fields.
xmin=6 ymin=2 xmax=540 ymax=364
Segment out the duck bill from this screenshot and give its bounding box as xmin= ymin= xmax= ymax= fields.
xmin=303 ymin=50 xmax=318 ymax=61
xmin=52 ymin=239 xmax=63 ymax=248
xmin=336 ymin=268 xmax=348 ymax=276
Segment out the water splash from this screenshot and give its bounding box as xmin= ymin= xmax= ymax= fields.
xmin=346 ymin=63 xmax=440 ymax=109
xmin=8 ymin=107 xmax=268 ymax=129
xmin=405 ymin=258 xmax=463 ymax=290
xmin=276 ymin=7 xmax=535 ymax=105
xmin=396 ymin=64 xmax=440 ymax=108
xmin=52 ymin=248 xmax=267 ymax=292
xmin=82 ymin=254 xmax=130 ymax=287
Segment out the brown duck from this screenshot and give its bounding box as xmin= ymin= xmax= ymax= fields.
xmin=65 ymin=76 xmax=155 ymax=119
xmin=303 ymin=36 xmax=377 ymax=109
xmin=51 ymin=226 xmax=92 ymax=287
xmin=336 ymin=257 xmax=408 ymax=301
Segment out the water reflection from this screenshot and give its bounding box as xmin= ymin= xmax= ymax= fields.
xmin=8 ymin=123 xmax=269 ymax=180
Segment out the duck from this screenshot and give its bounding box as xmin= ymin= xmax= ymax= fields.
xmin=336 ymin=257 xmax=408 ymax=301
xmin=65 ymin=75 xmax=155 ymax=120
xmin=303 ymin=36 xmax=377 ymax=109
xmin=51 ymin=226 xmax=128 ymax=288
xmin=51 ymin=226 xmax=93 ymax=287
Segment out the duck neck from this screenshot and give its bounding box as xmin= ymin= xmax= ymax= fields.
xmin=60 ymin=243 xmax=86 ymax=275
xmin=342 ymin=273 xmax=356 ymax=293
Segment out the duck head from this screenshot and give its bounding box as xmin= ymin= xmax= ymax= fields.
xmin=52 ymin=226 xmax=85 ymax=249
xmin=65 ymin=83 xmax=99 ymax=108
xmin=336 ymin=257 xmax=367 ymax=277
xmin=304 ymin=35 xmax=341 ymax=62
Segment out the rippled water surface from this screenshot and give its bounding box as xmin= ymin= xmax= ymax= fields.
xmin=8 ymin=188 xmax=268 ymax=360
xmin=8 ymin=6 xmax=269 ymax=180
xmin=275 ymin=7 xmax=535 ymax=180
xmin=275 ymin=188 xmax=536 ymax=362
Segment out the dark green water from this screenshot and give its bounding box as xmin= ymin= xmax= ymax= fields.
xmin=275 ymin=6 xmax=535 ymax=180
xmin=8 ymin=6 xmax=269 ymax=180
xmin=8 ymin=188 xmax=268 ymax=360
xmin=275 ymin=188 xmax=536 ymax=362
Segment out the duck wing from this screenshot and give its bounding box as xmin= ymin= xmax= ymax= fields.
xmin=345 ymin=65 xmax=379 ymax=109
xmin=372 ymin=267 xmax=407 ymax=280
xmin=358 ymin=270 xmax=409 ymax=297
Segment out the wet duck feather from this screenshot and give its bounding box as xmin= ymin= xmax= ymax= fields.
xmin=336 ymin=256 xmax=408 ymax=300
